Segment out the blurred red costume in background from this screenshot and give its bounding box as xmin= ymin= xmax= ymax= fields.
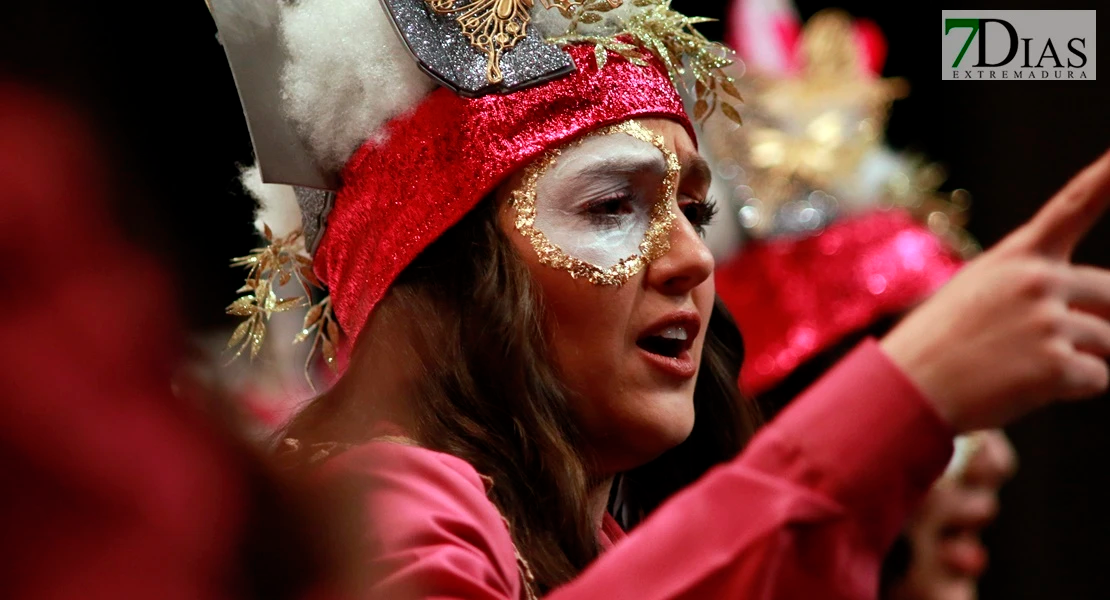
xmin=0 ymin=85 xmax=253 ymax=599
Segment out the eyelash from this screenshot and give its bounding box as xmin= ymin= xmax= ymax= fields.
xmin=584 ymin=195 xmax=635 ymax=227
xmin=681 ymin=196 xmax=718 ymax=236
xmin=583 ymin=195 xmax=718 ymax=235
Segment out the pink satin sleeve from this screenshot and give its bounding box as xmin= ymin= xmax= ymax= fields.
xmin=321 ymin=443 xmax=525 ymax=599
xmin=325 ymin=338 xmax=954 ymax=599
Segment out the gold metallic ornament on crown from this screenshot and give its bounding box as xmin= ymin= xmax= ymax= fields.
xmin=427 ymin=0 xmax=622 ymax=84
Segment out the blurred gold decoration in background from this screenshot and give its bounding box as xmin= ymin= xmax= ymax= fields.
xmin=704 ymin=9 xmax=978 ymax=257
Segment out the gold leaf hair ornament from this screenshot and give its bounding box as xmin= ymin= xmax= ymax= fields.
xmin=546 ymin=0 xmax=744 ymax=125
xmin=226 ymin=224 xmax=340 ymax=389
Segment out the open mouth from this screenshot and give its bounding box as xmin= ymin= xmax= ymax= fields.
xmin=635 ymin=317 xmax=699 ymax=379
xmin=636 ymin=325 xmax=694 ymax=359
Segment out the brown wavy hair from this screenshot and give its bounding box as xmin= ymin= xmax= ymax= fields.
xmin=282 ymin=196 xmax=762 ymax=592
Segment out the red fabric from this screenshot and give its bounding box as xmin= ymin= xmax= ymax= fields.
xmin=0 ymin=86 xmax=247 ymax=599
xmin=322 ymin=339 xmax=954 ymax=599
xmin=715 ymin=210 xmax=964 ymax=396
xmin=598 ymin=513 xmax=626 ymax=551
xmin=777 ymin=19 xmax=803 ymax=72
xmin=317 ymin=43 xmax=693 ymax=354
xmin=852 ymin=18 xmax=888 ymax=76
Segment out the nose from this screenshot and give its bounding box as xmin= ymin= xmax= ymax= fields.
xmin=644 ymin=203 xmax=714 ymax=296
xmin=961 ymin=430 xmax=1018 ymax=490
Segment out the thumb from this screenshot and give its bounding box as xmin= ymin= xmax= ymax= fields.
xmin=1010 ymin=149 xmax=1110 ymax=259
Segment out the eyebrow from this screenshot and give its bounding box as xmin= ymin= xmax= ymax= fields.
xmin=682 ymin=154 xmax=712 ymax=189
xmin=538 ymin=149 xmax=667 ymax=206
xmin=570 ymin=153 xmax=667 ymax=179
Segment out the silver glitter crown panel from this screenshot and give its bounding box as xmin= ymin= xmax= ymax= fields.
xmin=380 ymin=0 xmax=576 ymax=97
xmin=295 ymin=187 xmax=336 ymax=254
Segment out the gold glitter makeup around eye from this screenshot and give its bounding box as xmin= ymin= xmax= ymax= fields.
xmin=511 ymin=120 xmax=680 ymax=286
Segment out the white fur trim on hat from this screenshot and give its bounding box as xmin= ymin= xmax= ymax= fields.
xmin=242 ymin=163 xmax=303 ymax=238
xmin=278 ymin=0 xmax=438 ymax=173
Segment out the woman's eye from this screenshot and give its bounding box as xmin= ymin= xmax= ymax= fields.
xmin=681 ymin=197 xmax=718 ymax=236
xmin=584 ymin=195 xmax=635 ymax=227
xmin=586 ymin=196 xmax=634 ymax=216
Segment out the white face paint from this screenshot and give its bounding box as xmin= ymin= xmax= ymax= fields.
xmin=533 ymin=132 xmax=668 ymax=269
xmin=511 ymin=121 xmax=680 ymax=286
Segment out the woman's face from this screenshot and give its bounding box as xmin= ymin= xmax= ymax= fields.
xmin=498 ymin=118 xmax=717 ymax=474
xmin=889 ymin=430 xmax=1017 ymax=600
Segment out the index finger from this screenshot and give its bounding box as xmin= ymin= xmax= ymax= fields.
xmin=1020 ymin=149 xmax=1110 ymax=259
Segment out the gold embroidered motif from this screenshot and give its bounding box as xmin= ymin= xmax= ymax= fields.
xmin=428 ymin=0 xmax=533 ymax=84
xmin=428 ymin=0 xmax=618 ymax=84
xmin=430 ymin=0 xmax=745 ymax=116
xmin=510 ymin=120 xmax=678 ymax=286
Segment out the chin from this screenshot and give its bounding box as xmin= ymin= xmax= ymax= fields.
xmin=653 ymin=410 xmax=696 ymax=450
xmin=612 ymin=395 xmax=696 ymax=469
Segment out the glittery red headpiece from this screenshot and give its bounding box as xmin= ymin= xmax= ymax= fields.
xmin=315 ymin=44 xmax=693 ymax=348
xmin=715 ymin=210 xmax=963 ymax=396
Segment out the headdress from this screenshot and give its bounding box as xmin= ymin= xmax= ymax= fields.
xmin=210 ymin=0 xmax=741 ymax=379
xmin=705 ymin=3 xmax=976 ymax=397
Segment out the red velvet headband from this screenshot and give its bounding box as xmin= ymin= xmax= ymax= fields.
xmin=315 ymin=43 xmax=694 ymax=349
xmin=715 ymin=210 xmax=963 ymax=396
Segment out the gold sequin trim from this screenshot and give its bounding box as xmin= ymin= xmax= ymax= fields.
xmin=277 ymin=438 xmax=355 ymax=466
xmin=511 ymin=120 xmax=679 ymax=286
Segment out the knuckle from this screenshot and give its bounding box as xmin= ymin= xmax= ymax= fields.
xmin=1094 ymin=364 xmax=1110 ymax=393
xmin=1014 ymin=261 xmax=1062 ymax=298
xmin=1030 ymin=302 xmax=1067 ymax=338
xmin=1077 ymin=266 xmax=1110 ymax=302
xmin=1092 ymin=315 xmax=1110 ymax=340
xmin=1040 ymin=340 xmax=1073 ymax=379
xmin=1067 ymin=360 xmax=1109 ymax=398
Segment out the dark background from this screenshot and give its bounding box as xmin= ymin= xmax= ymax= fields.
xmin=1 ymin=1 xmax=1106 ymax=597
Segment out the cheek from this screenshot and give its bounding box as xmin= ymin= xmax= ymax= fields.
xmin=695 ymin=275 xmax=715 ymax=314
xmin=533 ymin=261 xmax=639 ymax=368
xmin=501 ymin=206 xmax=637 ymax=369
xmin=692 ymin=277 xmax=716 ymax=349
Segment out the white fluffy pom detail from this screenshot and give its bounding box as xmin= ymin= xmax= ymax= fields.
xmin=242 ymin=164 xmax=303 ymax=239
xmin=278 ymin=0 xmax=438 ymax=172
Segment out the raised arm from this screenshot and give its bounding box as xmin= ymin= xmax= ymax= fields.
xmin=331 ymin=150 xmax=1110 ymax=600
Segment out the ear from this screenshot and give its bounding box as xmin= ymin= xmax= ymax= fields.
xmin=726 ymin=0 xmax=803 ymax=75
